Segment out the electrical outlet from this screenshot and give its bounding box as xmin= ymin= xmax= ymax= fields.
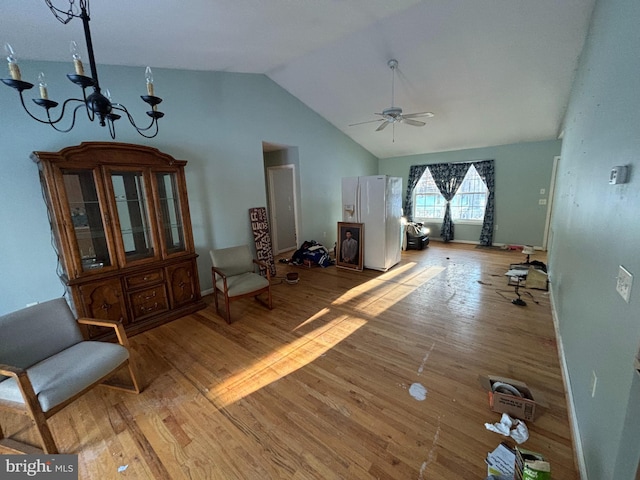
xmin=538 ymin=199 xmax=547 ymax=205
xmin=616 ymin=265 xmax=633 ymax=303
xmin=591 ymin=371 xmax=598 ymax=398
xmin=540 ymin=188 xmax=546 ymax=195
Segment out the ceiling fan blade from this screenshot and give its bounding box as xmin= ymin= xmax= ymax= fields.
xmin=401 ymin=118 xmax=426 ymax=127
xmin=376 ymin=121 xmax=390 ymax=131
xmin=348 ymin=118 xmax=385 ymax=127
xmin=402 ymin=111 xmax=435 ymax=119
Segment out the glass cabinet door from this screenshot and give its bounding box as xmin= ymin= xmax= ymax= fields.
xmin=156 ymin=172 xmax=186 ymax=254
xmin=110 ymin=170 xmax=157 ymax=264
xmin=61 ymin=169 xmax=113 ymax=273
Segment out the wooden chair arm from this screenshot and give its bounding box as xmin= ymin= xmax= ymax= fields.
xmin=0 ymin=363 xmax=41 ymax=416
xmin=211 ymin=266 xmax=228 ymax=279
xmin=253 ymin=259 xmax=271 ymax=280
xmin=0 ymin=363 xmax=25 ymax=378
xmin=212 ymin=266 xmax=230 ymax=293
xmin=77 ymin=318 xmax=130 ymax=348
xmin=77 ymin=317 xmax=121 ymax=328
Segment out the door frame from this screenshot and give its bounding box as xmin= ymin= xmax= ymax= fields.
xmin=267 ymin=164 xmax=299 ymax=255
xmin=542 ymin=155 xmax=560 ymax=251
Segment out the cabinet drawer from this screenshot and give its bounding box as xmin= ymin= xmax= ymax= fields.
xmin=125 ymin=269 xmax=164 ymax=289
xmin=129 ymin=285 xmax=169 ymax=321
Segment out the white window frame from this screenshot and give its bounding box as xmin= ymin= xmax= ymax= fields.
xmin=412 ymin=164 xmax=488 ymax=225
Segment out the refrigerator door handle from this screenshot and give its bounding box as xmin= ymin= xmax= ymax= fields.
xmin=356 ymin=181 xmax=361 ymax=223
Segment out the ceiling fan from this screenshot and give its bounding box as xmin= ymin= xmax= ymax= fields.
xmin=349 ymin=59 xmax=434 ymax=138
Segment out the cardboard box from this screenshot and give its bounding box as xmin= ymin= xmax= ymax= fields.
xmin=479 ymin=375 xmax=548 ymax=422
xmin=525 ymin=267 xmax=548 ymax=291
xmin=515 ymin=447 xmax=551 ymax=480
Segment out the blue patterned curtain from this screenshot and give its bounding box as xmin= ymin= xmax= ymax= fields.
xmin=428 ymin=163 xmax=470 ymax=242
xmin=404 ymin=165 xmax=428 ymax=221
xmin=473 ymin=160 xmax=495 ymax=246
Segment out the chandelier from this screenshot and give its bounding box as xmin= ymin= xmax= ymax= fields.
xmin=2 ymin=0 xmax=163 ymax=139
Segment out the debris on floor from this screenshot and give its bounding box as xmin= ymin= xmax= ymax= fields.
xmin=484 ymin=412 xmax=529 ymax=444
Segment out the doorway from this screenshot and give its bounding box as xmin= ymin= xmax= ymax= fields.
xmin=263 ymin=144 xmax=300 ymax=255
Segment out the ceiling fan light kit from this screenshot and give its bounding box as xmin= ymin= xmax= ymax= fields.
xmin=349 ymin=58 xmax=434 ymax=140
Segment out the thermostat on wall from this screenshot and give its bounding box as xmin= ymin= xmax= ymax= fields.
xmin=609 ymin=165 xmax=629 ymax=184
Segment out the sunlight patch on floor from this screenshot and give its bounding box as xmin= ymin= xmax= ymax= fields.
xmin=207 ymin=313 xmax=367 ymax=407
xmin=292 ymin=307 xmax=331 ymax=332
xmin=206 ymin=263 xmax=445 ymax=407
xmin=331 ymin=263 xmax=446 ymax=310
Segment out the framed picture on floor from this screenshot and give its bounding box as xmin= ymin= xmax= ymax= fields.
xmin=336 ymin=222 xmax=363 ymax=271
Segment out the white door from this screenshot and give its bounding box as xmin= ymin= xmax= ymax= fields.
xmin=267 ymin=165 xmax=298 ymax=254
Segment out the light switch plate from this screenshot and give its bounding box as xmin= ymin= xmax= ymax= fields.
xmin=616 ymin=265 xmax=633 ymax=303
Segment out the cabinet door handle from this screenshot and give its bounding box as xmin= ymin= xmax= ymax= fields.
xmin=140 ymin=302 xmax=159 ymax=313
xmin=141 ymin=291 xmax=157 ymax=300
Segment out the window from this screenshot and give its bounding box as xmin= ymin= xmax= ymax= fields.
xmin=413 ymin=169 xmax=446 ymax=219
xmin=413 ymin=165 xmax=488 ymax=221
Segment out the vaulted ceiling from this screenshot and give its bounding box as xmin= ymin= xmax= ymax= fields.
xmin=1 ymin=0 xmax=596 ymax=158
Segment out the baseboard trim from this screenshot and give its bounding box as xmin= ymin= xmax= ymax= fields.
xmin=427 ymin=238 xmax=545 ymax=250
xmin=549 ymin=288 xmax=588 ymax=479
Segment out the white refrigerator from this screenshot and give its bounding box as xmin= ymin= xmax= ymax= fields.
xmin=342 ymin=175 xmax=403 ymax=271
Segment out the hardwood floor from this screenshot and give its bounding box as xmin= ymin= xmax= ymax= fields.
xmin=2 ymin=242 xmax=579 ymax=479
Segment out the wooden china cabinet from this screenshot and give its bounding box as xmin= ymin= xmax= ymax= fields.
xmin=32 ymin=142 xmax=205 ymax=339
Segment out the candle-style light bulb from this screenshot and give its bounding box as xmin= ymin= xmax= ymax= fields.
xmin=38 ymin=72 xmax=49 ymax=99
xmin=145 ymin=66 xmax=154 ymax=96
xmin=4 ymin=43 xmax=21 ymax=81
xmin=70 ymin=40 xmax=85 ymax=75
xmin=104 ymin=88 xmax=112 ymax=104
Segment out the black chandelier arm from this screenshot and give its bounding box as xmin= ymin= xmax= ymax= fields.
xmin=107 ymin=117 xmax=117 ymax=139
xmin=44 ymin=103 xmax=88 ymax=133
xmin=111 ymin=103 xmax=162 ymax=138
xmin=15 ymin=88 xmax=87 ymax=130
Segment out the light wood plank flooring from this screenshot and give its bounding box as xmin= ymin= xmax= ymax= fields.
xmin=3 ymin=242 xmax=579 ymax=479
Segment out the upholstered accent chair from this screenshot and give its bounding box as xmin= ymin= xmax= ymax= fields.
xmin=0 ymin=298 xmax=141 ymax=454
xmin=209 ymin=245 xmax=272 ymax=323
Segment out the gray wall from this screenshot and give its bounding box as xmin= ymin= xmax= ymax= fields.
xmin=379 ymin=140 xmax=561 ymax=247
xmin=550 ymin=0 xmax=640 ymax=478
xmin=0 ymin=61 xmax=377 ymax=315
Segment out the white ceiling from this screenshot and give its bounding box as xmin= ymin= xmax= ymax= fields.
xmin=1 ymin=0 xmax=596 ymax=158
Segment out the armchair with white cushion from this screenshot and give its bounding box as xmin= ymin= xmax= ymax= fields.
xmin=0 ymin=298 xmax=141 ymax=454
xmin=209 ymin=244 xmax=273 ymax=323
